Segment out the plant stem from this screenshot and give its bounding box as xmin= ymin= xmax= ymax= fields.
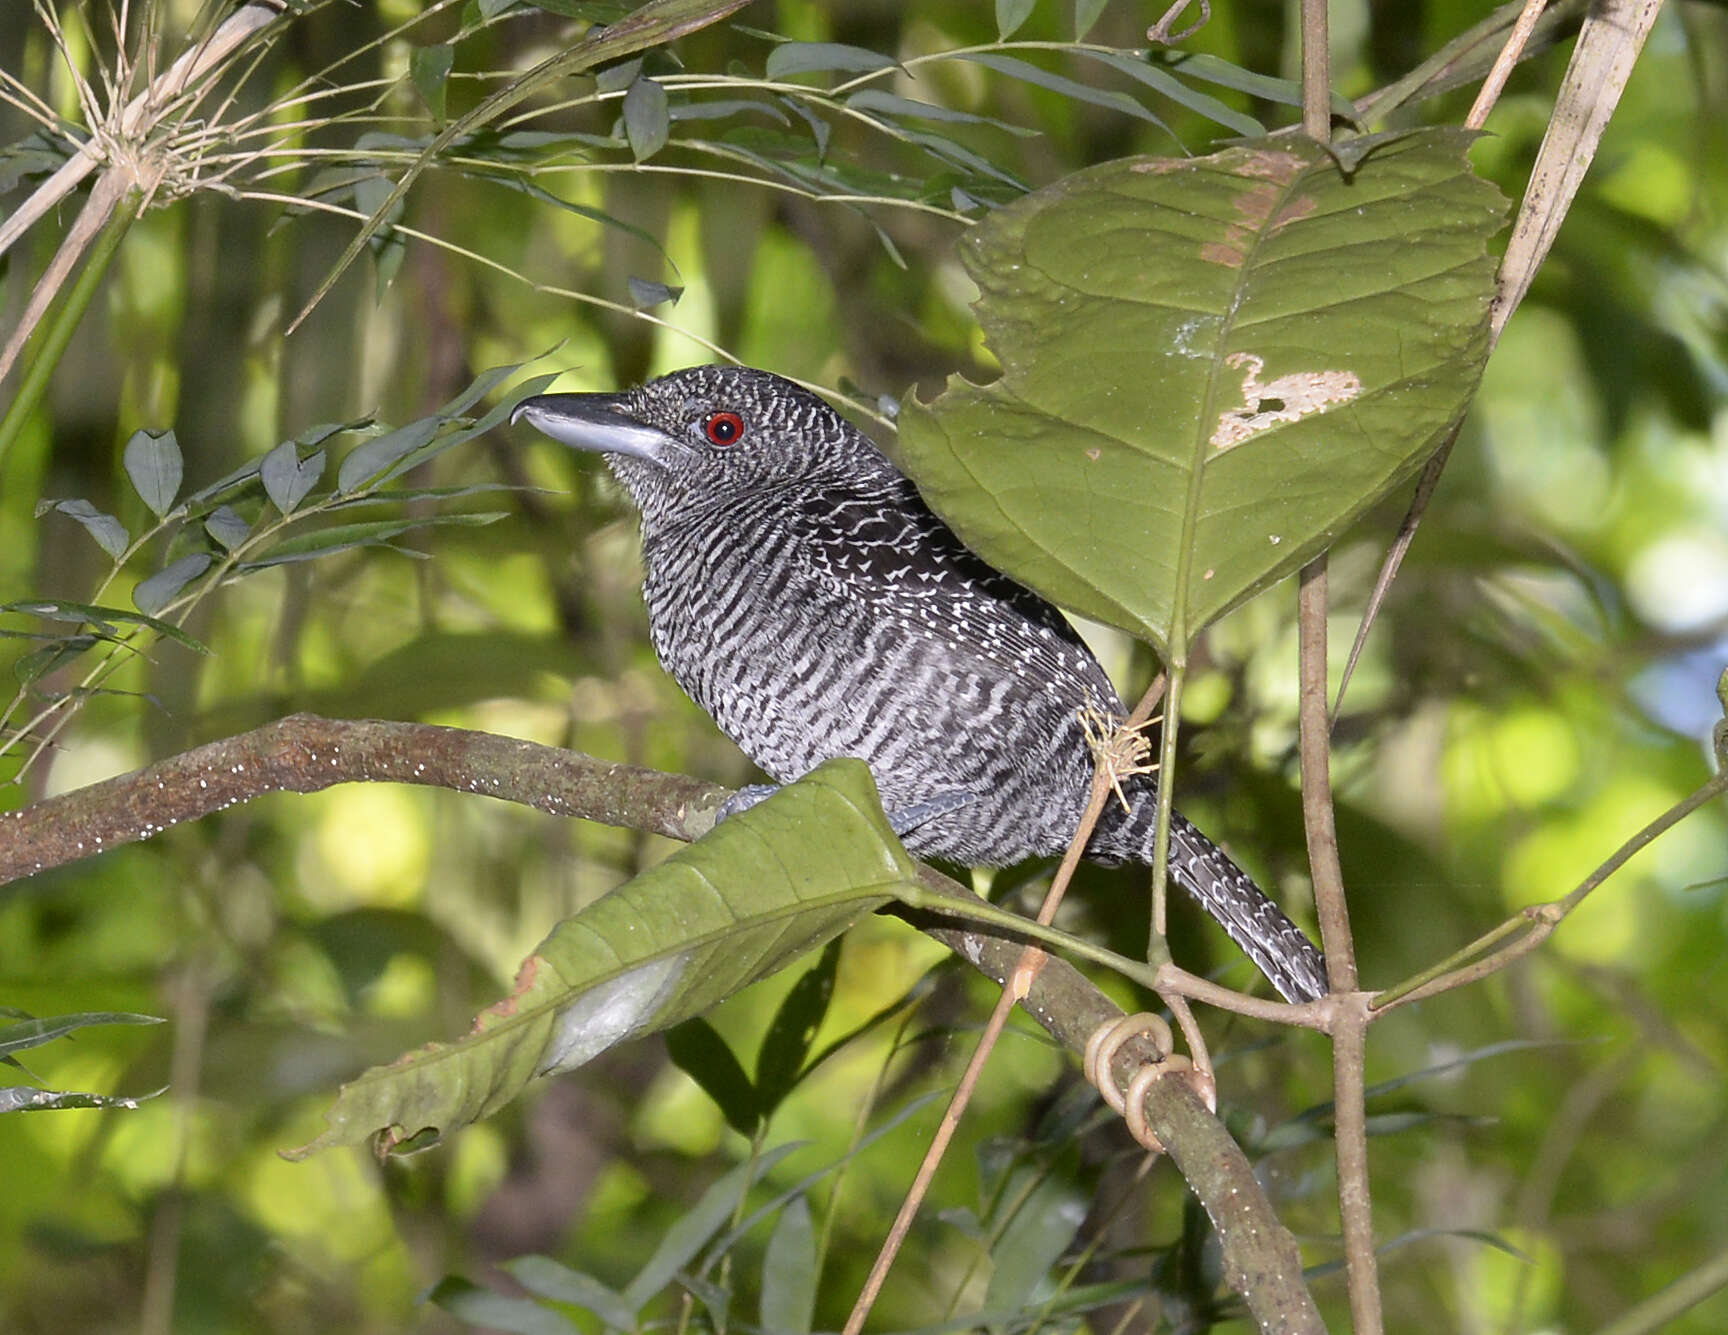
xmin=0 ymin=192 xmax=138 ymax=470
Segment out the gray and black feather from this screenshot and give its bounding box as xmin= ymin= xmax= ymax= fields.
xmin=513 ymin=365 xmax=1328 ymax=1002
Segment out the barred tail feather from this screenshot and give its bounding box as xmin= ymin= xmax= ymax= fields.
xmin=1092 ymin=789 xmax=1329 ymax=1003
xmin=1166 ymin=813 xmax=1329 ymax=1003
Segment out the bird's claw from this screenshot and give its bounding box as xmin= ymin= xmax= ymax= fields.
xmin=886 ymin=790 xmax=977 ymax=837
xmin=714 ymin=783 xmax=780 ymax=824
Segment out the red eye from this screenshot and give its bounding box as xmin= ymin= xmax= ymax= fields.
xmin=704 ymin=411 xmax=744 ymax=446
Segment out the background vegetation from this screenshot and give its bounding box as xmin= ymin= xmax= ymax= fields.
xmin=2 ymin=1 xmax=1726 ymax=1332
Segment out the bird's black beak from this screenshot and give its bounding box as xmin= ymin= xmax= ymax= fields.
xmin=511 ymin=392 xmax=677 ymax=467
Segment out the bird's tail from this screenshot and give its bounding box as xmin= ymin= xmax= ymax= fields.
xmin=1094 ymin=792 xmax=1329 ymax=1003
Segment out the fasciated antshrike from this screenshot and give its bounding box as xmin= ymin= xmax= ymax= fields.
xmin=513 ymin=365 xmax=1328 ymax=1002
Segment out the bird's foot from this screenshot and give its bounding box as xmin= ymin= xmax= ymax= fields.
xmin=885 ymin=790 xmax=976 ymax=837
xmin=714 ymin=784 xmax=976 ymax=839
xmin=714 ymin=784 xmax=780 ymax=824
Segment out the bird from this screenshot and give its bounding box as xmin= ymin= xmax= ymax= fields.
xmin=512 ymin=364 xmax=1328 ymax=1003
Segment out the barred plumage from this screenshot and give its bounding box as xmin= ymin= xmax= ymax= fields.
xmin=514 ymin=365 xmax=1328 ymax=1002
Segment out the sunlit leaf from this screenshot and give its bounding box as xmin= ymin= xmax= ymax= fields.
xmin=893 ymin=131 xmax=1506 ymax=654
xmin=0 ymin=1086 xmax=161 ymax=1114
xmin=286 ymin=760 xmax=917 ymax=1158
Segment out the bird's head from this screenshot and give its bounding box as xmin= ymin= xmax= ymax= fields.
xmin=511 ymin=365 xmax=896 ymax=524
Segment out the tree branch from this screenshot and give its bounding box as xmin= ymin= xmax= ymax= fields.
xmin=1 ymin=713 xmax=1322 ymax=1330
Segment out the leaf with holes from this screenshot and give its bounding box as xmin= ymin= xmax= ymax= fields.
xmin=286 ymin=759 xmax=918 ymax=1158
xmin=893 ymin=130 xmax=1506 ymax=655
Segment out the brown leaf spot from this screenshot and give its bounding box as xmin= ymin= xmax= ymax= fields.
xmin=1236 ymin=150 xmax=1305 ymax=183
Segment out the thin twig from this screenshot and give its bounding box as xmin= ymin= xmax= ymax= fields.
xmin=841 ymin=677 xmax=1166 ymax=1335
xmin=1465 ymin=0 xmax=1554 ymax=130
xmin=1372 ymin=772 xmax=1728 ymax=1013
xmin=1299 ymin=3 xmax=1382 ymax=1328
xmin=1335 ymin=0 xmax=1664 ymax=719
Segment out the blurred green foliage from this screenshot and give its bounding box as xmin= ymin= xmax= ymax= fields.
xmin=1 ymin=1 xmax=1726 ymax=1332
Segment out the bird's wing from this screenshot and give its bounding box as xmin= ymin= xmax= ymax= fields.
xmin=792 ymin=484 xmax=1121 ymax=711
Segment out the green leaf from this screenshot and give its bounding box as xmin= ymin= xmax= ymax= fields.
xmin=123 ymin=428 xmax=182 ymax=518
xmin=996 ymin=0 xmax=1037 ymax=40
xmin=0 ymin=1086 xmax=161 ymax=1114
xmin=37 ymin=498 xmax=129 ymax=560
xmin=892 ymin=130 xmax=1507 ymax=655
xmin=627 ymin=276 xmax=684 ymax=308
xmin=1072 ymin=0 xmax=1108 ymax=39
xmin=428 ymin=1277 xmax=580 ymax=1335
xmin=982 ymin=1159 xmax=1087 ymax=1312
xmin=503 ymin=1257 xmax=635 ymax=1330
xmin=0 ymin=599 xmax=210 ymax=653
xmin=285 ymin=760 xmax=917 ymax=1158
xmin=240 ymin=513 xmax=506 ymax=569
xmin=958 ymin=53 xmax=1170 ymax=138
xmin=753 ymin=936 xmax=841 ymax=1117
xmin=132 ymin=553 xmax=212 ymax=617
xmin=336 ymin=419 xmax=442 ymax=494
xmin=1158 ymin=51 xmax=1357 ymax=121
xmin=765 ymin=41 xmax=895 ymax=80
xmin=760 ymin=1196 xmax=817 ymax=1335
xmin=412 ymin=44 xmax=454 ymax=121
xmin=844 ymin=90 xmax=1040 ymax=138
xmin=1077 ymin=50 xmax=1264 ymax=138
xmin=204 ymin=505 xmax=251 ymax=550
xmin=666 ymin=1017 xmax=760 ymax=1136
xmin=260 ymin=440 xmax=326 ymax=514
xmin=13 ymin=635 xmax=96 ymax=685
xmin=622 ymin=1145 xmax=800 ymax=1312
xmin=669 ymin=98 xmax=789 ymax=126
xmin=0 ymin=1012 xmax=163 ymax=1060
xmin=624 ymin=75 xmax=671 ymax=160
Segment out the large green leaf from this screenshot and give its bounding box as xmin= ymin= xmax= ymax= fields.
xmin=287 ymin=759 xmax=917 ymax=1158
xmin=893 ymin=130 xmax=1507 ymax=656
